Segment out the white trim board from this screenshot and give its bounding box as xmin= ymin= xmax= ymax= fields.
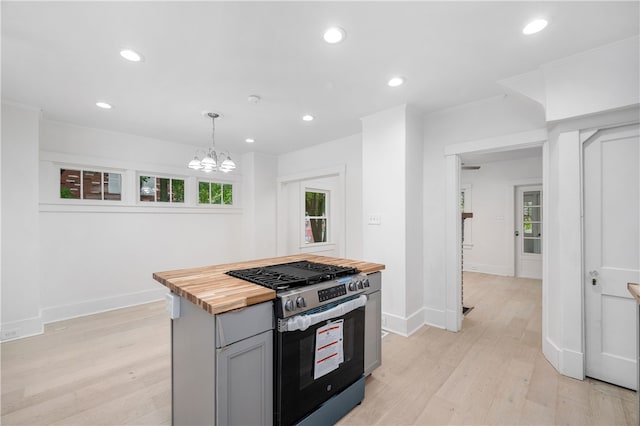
xmin=381 ymin=308 xmax=426 ymax=337
xmin=444 ymin=128 xmax=547 ymax=156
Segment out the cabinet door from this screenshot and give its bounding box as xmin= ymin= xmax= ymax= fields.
xmin=364 ymin=290 xmax=382 ymax=376
xmin=216 ymin=330 xmax=273 ymax=426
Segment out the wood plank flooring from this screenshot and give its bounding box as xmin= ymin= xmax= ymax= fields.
xmin=1 ymin=272 xmax=636 ymax=425
xmin=1 ymin=303 xmax=171 ymax=425
xmin=339 ymin=273 xmax=637 ymax=425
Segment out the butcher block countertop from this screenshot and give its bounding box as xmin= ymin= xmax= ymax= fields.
xmin=153 ymin=254 xmax=385 ymax=315
xmin=628 ymin=283 xmax=640 ymax=304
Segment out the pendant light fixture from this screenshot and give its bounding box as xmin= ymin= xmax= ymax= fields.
xmin=188 ymin=112 xmax=236 ymax=173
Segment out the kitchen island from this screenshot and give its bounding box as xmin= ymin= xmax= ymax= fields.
xmin=153 ymin=254 xmax=384 ymax=426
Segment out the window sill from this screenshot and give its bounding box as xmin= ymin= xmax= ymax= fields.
xmin=299 ymin=242 xmax=335 ymax=249
xmin=39 ymin=202 xmax=242 ymax=214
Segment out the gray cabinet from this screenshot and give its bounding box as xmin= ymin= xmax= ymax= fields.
xmin=172 ymin=298 xmax=273 ymax=426
xmin=216 ymin=330 xmax=273 ymax=425
xmin=364 ymin=272 xmax=382 ymax=376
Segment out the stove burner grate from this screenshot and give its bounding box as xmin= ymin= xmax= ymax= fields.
xmin=226 ymin=261 xmax=359 ymax=290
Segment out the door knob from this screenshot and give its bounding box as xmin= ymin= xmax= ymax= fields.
xmin=515 ymin=230 xmax=520 ymax=236
xmin=589 ymin=270 xmax=599 ymax=285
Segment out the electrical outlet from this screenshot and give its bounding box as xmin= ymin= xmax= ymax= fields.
xmin=1 ymin=329 xmax=19 ymax=340
xmin=165 ymin=293 xmax=181 ymax=319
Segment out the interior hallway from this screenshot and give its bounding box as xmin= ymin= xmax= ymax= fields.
xmin=1 ymin=272 xmax=636 ymax=425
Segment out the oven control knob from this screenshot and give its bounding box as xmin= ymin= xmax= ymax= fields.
xmin=296 ymin=296 xmax=306 ymax=308
xmin=284 ymin=299 xmax=295 ymax=311
xmin=348 ymin=281 xmax=357 ymax=291
xmin=357 ymin=281 xmax=364 ymax=290
xmin=363 ymin=278 xmax=370 ymax=288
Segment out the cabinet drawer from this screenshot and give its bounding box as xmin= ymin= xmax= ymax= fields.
xmin=216 ymin=301 xmax=274 ymax=348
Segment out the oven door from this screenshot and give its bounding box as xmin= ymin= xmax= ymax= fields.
xmin=275 ymin=304 xmax=365 ymax=426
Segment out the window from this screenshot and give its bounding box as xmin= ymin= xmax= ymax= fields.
xmin=60 ymin=168 xmax=122 ymax=201
xmin=139 ymin=175 xmax=184 ymax=203
xmin=305 ymin=190 xmax=328 ymax=244
xmin=199 ymin=180 xmax=233 ymax=205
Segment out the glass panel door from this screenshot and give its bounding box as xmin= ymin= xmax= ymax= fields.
xmin=522 ymin=190 xmax=542 ymax=254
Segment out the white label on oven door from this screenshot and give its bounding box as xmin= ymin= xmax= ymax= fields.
xmin=314 ymin=319 xmax=344 ymax=380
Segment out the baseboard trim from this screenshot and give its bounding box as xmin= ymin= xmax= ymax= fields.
xmin=560 ymin=348 xmax=584 ymax=380
xmin=463 ymin=263 xmax=512 ymax=276
xmin=41 ymin=288 xmax=167 ymax=324
xmin=0 ymin=315 xmax=44 ymax=342
xmin=381 ymin=308 xmax=426 ymax=337
xmin=406 ymin=308 xmax=425 ymax=336
xmin=543 ymin=336 xmax=561 ymax=371
xmin=423 ymin=307 xmax=446 ymax=330
xmin=445 ymin=308 xmax=461 ymax=332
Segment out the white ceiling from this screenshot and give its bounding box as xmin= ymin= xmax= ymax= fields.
xmin=2 ymin=2 xmax=638 ymax=155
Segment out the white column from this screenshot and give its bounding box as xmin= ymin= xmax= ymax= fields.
xmin=1 ymin=103 xmax=42 ymax=340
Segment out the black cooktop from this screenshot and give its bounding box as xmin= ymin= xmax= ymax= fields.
xmin=226 ymin=260 xmax=359 ymax=290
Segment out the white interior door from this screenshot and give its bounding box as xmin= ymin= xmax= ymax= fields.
xmin=515 ymin=185 xmax=543 ymax=279
xmin=584 ymin=123 xmax=639 ymax=390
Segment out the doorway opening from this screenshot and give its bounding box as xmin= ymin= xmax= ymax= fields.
xmin=444 ymin=129 xmax=547 ymax=332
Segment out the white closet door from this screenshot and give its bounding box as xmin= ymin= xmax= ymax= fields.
xmin=584 ymin=124 xmax=639 ymax=390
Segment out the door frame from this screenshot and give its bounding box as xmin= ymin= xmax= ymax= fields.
xmin=444 ymin=128 xmax=548 ymax=332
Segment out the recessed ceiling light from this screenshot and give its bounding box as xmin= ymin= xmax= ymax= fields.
xmin=522 ymin=19 xmax=548 ymax=35
xmin=120 ymin=49 xmax=143 ymax=62
xmin=323 ymin=27 xmax=346 ymax=44
xmin=302 ymin=114 xmax=315 ymax=122
xmin=387 ymin=77 xmax=405 ymax=87
xmin=245 ymin=138 xmax=255 ymax=143
xmin=95 ymin=102 xmax=112 ymax=109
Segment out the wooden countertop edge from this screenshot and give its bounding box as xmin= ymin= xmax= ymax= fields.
xmin=153 ymin=254 xmax=385 ymax=315
xmin=627 ymin=282 xmax=640 ymax=305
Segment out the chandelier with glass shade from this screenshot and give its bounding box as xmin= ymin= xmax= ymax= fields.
xmin=188 ymin=112 xmax=236 ymax=173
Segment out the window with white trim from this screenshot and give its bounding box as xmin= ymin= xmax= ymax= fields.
xmin=60 ymin=168 xmax=122 ymax=201
xmin=139 ymin=175 xmax=184 ymax=203
xmin=304 ymin=190 xmax=328 ymax=244
xmin=198 ymin=180 xmax=233 ymax=205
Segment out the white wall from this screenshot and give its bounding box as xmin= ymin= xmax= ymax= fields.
xmin=1 ymin=103 xmax=42 ymax=339
xmin=362 ymin=106 xmax=408 ymax=333
xmin=461 ymin=156 xmax=543 ymax=276
xmin=2 ymin=114 xmax=248 ymax=340
xmin=277 ymin=133 xmax=363 ymax=259
xmin=404 ymin=107 xmax=424 ymax=327
xmin=361 ymin=104 xmax=424 ymax=335
xmin=543 ymin=36 xmax=639 ymax=122
xmin=242 ymin=152 xmax=277 ymax=260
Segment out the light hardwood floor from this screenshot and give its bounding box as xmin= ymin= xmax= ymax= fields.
xmin=339 ymin=273 xmax=637 ymax=425
xmin=1 ymin=272 xmax=636 ymax=425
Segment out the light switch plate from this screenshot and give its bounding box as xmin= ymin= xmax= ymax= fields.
xmin=368 ymin=214 xmax=382 ymax=225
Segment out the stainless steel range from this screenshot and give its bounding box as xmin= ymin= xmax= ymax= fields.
xmin=227 ymin=261 xmax=371 ymax=426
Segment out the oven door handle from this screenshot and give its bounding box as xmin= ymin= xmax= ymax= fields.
xmin=282 ymin=295 xmax=367 ymax=332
